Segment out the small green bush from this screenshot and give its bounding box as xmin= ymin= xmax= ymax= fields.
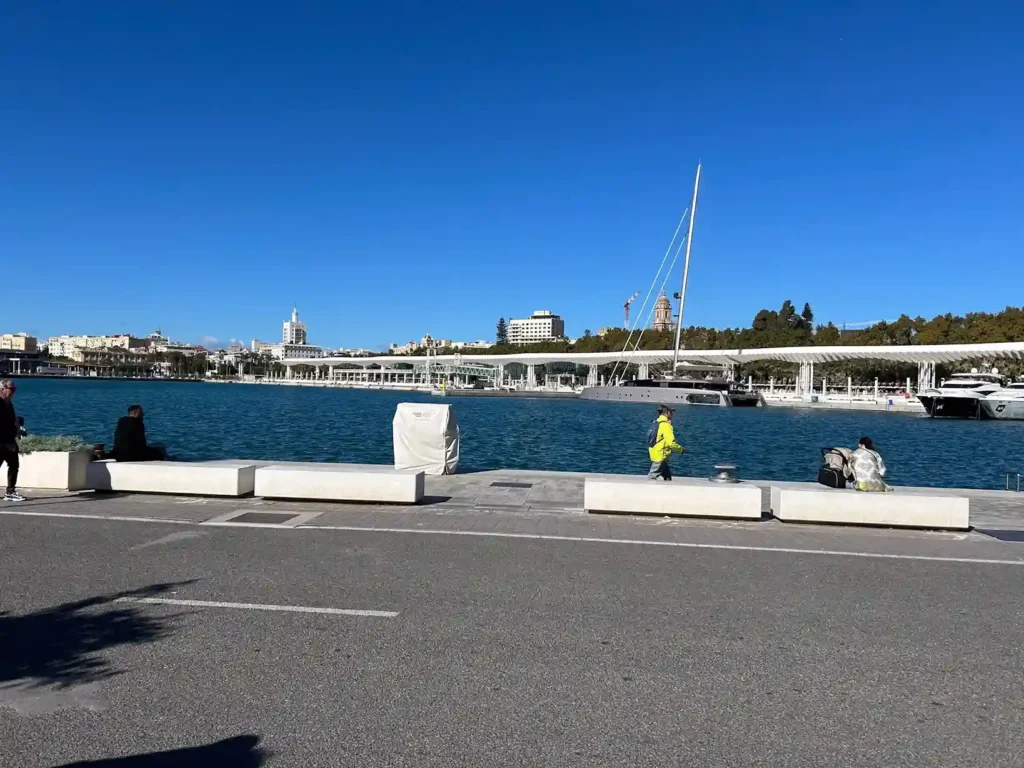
xmin=18 ymin=435 xmax=92 ymax=455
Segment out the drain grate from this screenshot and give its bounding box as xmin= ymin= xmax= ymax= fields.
xmin=489 ymin=482 xmax=533 ymax=489
xmin=229 ymin=512 xmax=302 ymax=525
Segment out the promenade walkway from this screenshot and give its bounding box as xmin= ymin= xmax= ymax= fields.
xmin=6 ymin=469 xmax=1024 ymax=563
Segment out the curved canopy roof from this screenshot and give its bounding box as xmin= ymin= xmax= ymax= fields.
xmin=287 ymin=342 xmax=1024 ymax=367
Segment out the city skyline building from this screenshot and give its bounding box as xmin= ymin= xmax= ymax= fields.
xmin=283 ymin=307 xmax=307 ymax=345
xmin=253 ymin=307 xmax=323 ymax=359
xmin=508 ymin=310 xmax=565 ymax=346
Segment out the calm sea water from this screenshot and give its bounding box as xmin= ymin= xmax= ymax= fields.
xmin=11 ymin=378 xmax=1024 ymax=490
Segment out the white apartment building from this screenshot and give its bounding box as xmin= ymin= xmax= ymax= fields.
xmin=508 ymin=310 xmax=565 ymax=345
xmin=283 ymin=308 xmax=307 ymax=345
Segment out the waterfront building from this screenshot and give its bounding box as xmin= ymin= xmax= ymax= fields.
xmin=67 ymin=347 xmax=153 ymax=366
xmin=252 ymin=339 xmax=323 ymax=360
xmin=652 ymin=294 xmax=673 ymax=332
xmin=283 ymin=307 xmax=307 ymax=345
xmin=0 ymin=333 xmax=38 ymax=352
xmin=47 ymin=334 xmax=148 ymax=358
xmin=508 ymin=310 xmax=565 ymax=345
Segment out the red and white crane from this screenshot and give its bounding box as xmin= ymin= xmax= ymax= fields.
xmin=623 ymin=291 xmax=640 ymax=327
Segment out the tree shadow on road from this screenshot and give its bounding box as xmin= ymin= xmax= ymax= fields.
xmin=0 ymin=581 xmax=194 ymax=689
xmin=52 ymin=734 xmax=268 ymax=767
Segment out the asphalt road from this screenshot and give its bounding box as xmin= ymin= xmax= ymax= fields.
xmin=2 ymin=513 xmax=1023 ymax=767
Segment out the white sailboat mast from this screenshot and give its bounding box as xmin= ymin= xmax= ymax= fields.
xmin=671 ymin=162 xmax=701 ymax=374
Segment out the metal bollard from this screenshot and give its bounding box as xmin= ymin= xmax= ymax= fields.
xmin=709 ymin=464 xmax=740 ymax=484
xmin=1006 ymin=472 xmax=1022 ymax=493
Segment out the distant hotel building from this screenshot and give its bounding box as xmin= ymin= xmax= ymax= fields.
xmin=508 ymin=310 xmax=565 ymax=345
xmin=252 ymin=307 xmax=323 ymax=360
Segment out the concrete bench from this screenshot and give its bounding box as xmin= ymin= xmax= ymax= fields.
xmin=254 ymin=463 xmax=425 ymax=504
xmin=769 ymin=482 xmax=969 ymax=530
xmin=584 ymin=476 xmax=762 ymax=519
xmin=86 ymin=460 xmax=257 ymax=497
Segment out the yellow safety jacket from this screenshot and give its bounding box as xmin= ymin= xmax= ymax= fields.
xmin=648 ymin=415 xmax=684 ymax=462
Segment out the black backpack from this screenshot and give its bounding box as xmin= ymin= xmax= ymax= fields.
xmin=646 ymin=420 xmax=660 ymax=448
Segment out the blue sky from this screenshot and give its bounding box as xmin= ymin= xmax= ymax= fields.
xmin=2 ymin=2 xmax=1022 ymax=350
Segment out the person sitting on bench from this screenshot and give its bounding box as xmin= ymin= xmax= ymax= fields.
xmin=111 ymin=405 xmax=167 ymax=462
xmin=851 ymin=436 xmax=891 ymax=492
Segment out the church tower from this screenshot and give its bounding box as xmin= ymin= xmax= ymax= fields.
xmin=652 ymin=293 xmax=673 ymax=332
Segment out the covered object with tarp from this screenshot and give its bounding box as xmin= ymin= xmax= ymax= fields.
xmin=392 ymin=403 xmax=460 ymax=475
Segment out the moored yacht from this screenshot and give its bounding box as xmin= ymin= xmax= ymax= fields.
xmin=980 ymin=380 xmax=1024 ymax=420
xmin=917 ymin=371 xmax=1006 ymax=419
xmin=580 ymin=376 xmax=764 ymax=406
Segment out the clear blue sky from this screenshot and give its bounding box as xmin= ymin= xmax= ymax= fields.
xmin=2 ymin=2 xmax=1022 ymax=350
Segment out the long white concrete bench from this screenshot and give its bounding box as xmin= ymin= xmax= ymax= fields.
xmin=86 ymin=460 xmax=257 ymax=497
xmin=584 ymin=475 xmax=762 ymax=519
xmin=769 ymin=482 xmax=969 ymax=530
xmin=254 ymin=463 xmax=425 ymax=503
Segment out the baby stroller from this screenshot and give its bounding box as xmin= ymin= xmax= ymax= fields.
xmin=818 ymin=447 xmax=855 ymax=488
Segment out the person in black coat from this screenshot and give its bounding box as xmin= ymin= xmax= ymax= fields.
xmin=0 ymin=379 xmax=24 ymax=500
xmin=111 ymin=405 xmax=167 ymax=462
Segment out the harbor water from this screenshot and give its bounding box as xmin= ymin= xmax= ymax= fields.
xmin=13 ymin=378 xmax=1024 ymax=491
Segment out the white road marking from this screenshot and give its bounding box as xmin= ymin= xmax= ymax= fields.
xmin=300 ymin=523 xmax=1024 ymax=567
xmin=0 ymin=510 xmax=194 ymax=525
xmin=201 ymin=509 xmax=323 ymax=528
xmin=4 ymin=507 xmax=1023 ymax=567
xmin=116 ymin=596 xmax=397 ymax=617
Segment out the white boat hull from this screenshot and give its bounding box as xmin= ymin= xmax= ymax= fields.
xmin=980 ymin=398 xmax=1024 ymax=420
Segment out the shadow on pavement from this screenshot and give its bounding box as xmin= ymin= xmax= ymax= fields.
xmin=52 ymin=735 xmax=268 ymax=767
xmin=976 ymin=528 xmax=1024 ymax=542
xmin=0 ymin=581 xmax=194 ymax=689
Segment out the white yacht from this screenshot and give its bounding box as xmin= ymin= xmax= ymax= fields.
xmin=980 ymin=380 xmax=1024 ymax=420
xmin=917 ymin=371 xmax=1006 ymax=419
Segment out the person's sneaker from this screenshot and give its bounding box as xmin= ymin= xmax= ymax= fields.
xmin=4 ymin=491 xmax=25 ymax=502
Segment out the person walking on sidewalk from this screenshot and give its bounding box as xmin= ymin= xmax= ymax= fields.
xmin=647 ymin=404 xmax=684 ymax=480
xmin=0 ymin=379 xmax=24 ymax=502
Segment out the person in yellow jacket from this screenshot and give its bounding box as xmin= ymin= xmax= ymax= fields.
xmin=647 ymin=405 xmax=685 ymax=480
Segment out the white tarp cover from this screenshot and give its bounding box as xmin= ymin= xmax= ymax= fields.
xmin=393 ymin=403 xmax=460 ymax=475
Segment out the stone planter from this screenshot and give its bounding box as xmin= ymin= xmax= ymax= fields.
xmin=17 ymin=451 xmax=91 ymax=491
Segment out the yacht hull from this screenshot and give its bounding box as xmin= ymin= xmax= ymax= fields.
xmin=918 ymin=394 xmax=984 ymax=419
xmin=579 ymin=385 xmax=764 ymax=407
xmin=980 ymin=398 xmax=1024 ymax=420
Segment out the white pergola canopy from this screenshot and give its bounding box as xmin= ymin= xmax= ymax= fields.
xmin=284 ymin=342 xmax=1024 ymax=368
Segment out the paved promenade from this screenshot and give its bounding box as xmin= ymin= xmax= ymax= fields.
xmin=3 ymin=471 xmax=1024 ymax=766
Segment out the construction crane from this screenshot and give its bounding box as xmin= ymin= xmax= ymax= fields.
xmin=623 ymin=291 xmax=640 ymax=327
